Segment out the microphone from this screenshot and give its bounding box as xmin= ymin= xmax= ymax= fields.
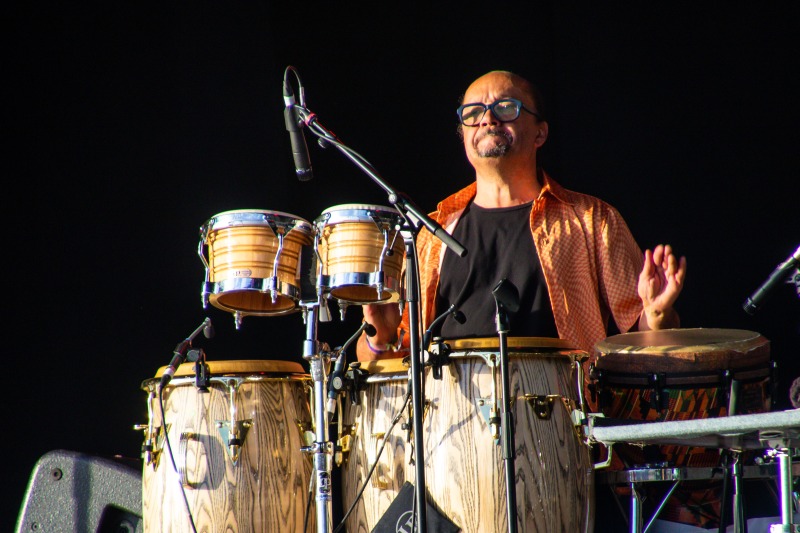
xmin=283 ymin=78 xmax=313 ymax=181
xmin=203 ymin=318 xmax=214 ymax=339
xmin=743 ymin=244 xmax=800 ymax=315
xmin=159 ymin=318 xmax=213 ymax=391
xmin=492 ymin=279 xmax=520 ymax=333
xmin=422 ymin=304 xmax=466 ymax=349
xmin=327 ymin=322 xmax=377 ymax=414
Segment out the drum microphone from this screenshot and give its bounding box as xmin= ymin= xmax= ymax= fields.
xmin=160 ymin=318 xmax=213 ymax=391
xmin=422 ymin=304 xmax=466 ymax=349
xmin=743 ymin=244 xmax=800 ymax=315
xmin=203 ymin=318 xmax=215 ymax=339
xmin=283 ymin=69 xmax=313 ymax=181
xmin=492 ymin=278 xmax=520 ymax=332
xmin=327 ymin=321 xmax=377 ymax=414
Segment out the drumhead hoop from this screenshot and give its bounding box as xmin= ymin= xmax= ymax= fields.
xmin=152 ymin=359 xmax=306 ymax=378
xmin=353 ymin=357 xmax=409 ymax=375
xmin=449 ymin=336 xmax=577 ymax=351
xmin=316 ymin=204 xmax=401 ymax=225
xmin=201 ymin=209 xmax=312 ymax=234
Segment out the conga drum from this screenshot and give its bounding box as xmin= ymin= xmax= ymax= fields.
xmin=140 ymin=360 xmax=314 ymax=533
xmin=339 ymin=358 xmax=411 ymax=533
xmin=198 ymin=209 xmax=314 ymax=328
xmin=341 ymin=338 xmax=595 ymax=533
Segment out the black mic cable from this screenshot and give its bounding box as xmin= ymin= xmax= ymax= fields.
xmin=160 ymin=318 xmax=213 ymax=391
xmin=327 ymin=322 xmax=377 ymax=414
xmin=422 ymin=304 xmax=466 ymax=350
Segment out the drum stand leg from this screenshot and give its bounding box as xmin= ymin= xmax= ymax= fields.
xmin=301 ymin=303 xmax=334 ymax=533
xmin=768 ymin=446 xmax=797 ymax=533
xmin=732 ymin=454 xmax=747 ymax=533
xmin=630 ymin=482 xmax=643 ymax=533
xmin=641 ymin=480 xmax=680 ymax=533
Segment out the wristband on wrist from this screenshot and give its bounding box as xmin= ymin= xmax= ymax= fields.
xmin=365 ymin=336 xmax=397 ymax=355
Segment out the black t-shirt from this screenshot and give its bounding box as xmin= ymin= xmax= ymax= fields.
xmin=436 ymin=200 xmax=558 ymax=339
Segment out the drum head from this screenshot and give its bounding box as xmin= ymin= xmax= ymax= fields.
xmin=448 ymin=336 xmax=576 ymax=351
xmin=316 ymin=204 xmax=401 ymax=225
xmin=152 ymin=359 xmax=306 ymax=378
xmin=593 ymin=328 xmax=770 ymax=373
xmin=202 ymin=209 xmax=312 ymax=234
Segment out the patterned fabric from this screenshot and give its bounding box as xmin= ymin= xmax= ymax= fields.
xmin=394 ymin=171 xmax=645 ymax=359
xmin=602 ymin=376 xmax=771 ymax=529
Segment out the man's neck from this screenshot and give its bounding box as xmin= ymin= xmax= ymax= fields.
xmin=473 ymin=166 xmax=542 ymax=208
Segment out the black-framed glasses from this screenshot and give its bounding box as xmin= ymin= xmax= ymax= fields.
xmin=456 ymin=98 xmax=541 ymax=126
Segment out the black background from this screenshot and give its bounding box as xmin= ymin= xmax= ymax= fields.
xmin=8 ymin=3 xmax=799 ymax=530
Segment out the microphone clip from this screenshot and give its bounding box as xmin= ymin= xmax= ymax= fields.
xmin=344 ymin=362 xmax=369 ymax=406
xmin=191 ymin=348 xmax=210 ymax=393
xmin=426 ymin=338 xmax=451 ymax=380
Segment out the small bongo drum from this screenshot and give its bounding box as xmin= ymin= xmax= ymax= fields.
xmin=589 ymin=328 xmax=773 ymax=468
xmin=198 ymin=209 xmax=314 ymax=327
xmin=314 ymin=204 xmax=405 ymax=304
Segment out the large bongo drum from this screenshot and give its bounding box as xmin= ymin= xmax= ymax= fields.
xmin=199 ymin=209 xmax=314 ymax=326
xmin=140 ymin=360 xmax=315 ymax=533
xmin=314 ymin=204 xmax=405 ymax=305
xmin=589 ymin=328 xmax=773 ymax=469
xmin=340 ymin=338 xmax=594 ymax=533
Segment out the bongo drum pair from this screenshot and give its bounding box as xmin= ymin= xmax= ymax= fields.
xmin=198 ymin=204 xmax=405 ymax=327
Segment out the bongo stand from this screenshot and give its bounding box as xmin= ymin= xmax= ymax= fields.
xmin=300 ymin=300 xmax=336 ymax=533
xmin=288 ymin=66 xmax=467 ymax=533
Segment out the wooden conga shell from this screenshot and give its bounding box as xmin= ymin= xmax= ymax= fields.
xmin=341 ymin=338 xmax=595 ymax=533
xmin=141 ymin=360 xmax=314 ymax=533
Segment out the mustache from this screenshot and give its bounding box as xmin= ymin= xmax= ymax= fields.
xmin=475 ymin=127 xmax=512 ymax=144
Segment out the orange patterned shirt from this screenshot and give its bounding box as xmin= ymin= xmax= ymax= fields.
xmin=395 ymin=171 xmax=644 ymax=358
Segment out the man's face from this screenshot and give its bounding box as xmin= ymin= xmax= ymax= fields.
xmin=460 ymin=72 xmax=544 ymax=165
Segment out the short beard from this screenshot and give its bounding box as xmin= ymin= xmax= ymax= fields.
xmin=475 ymin=129 xmax=512 ymax=158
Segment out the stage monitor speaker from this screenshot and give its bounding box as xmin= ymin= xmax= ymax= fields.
xmin=15 ymin=449 xmax=142 ymax=533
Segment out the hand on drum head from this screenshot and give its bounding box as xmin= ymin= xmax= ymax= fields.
xmin=361 ymin=302 xmax=401 ymax=345
xmin=638 ymin=244 xmax=686 ymax=330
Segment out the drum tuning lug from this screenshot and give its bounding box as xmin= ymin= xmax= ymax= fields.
xmin=233 ymin=311 xmax=243 ymax=330
xmin=375 ymin=282 xmax=384 ymax=301
xmin=216 ymin=419 xmax=252 ymax=464
xmin=475 ymin=398 xmax=501 ymax=444
xmin=296 ymin=420 xmax=315 ymax=447
xmin=523 ymin=394 xmax=557 ymax=420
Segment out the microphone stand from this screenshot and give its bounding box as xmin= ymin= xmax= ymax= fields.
xmin=296 ymin=99 xmax=466 ymax=533
xmin=492 ymin=279 xmax=520 ymax=533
